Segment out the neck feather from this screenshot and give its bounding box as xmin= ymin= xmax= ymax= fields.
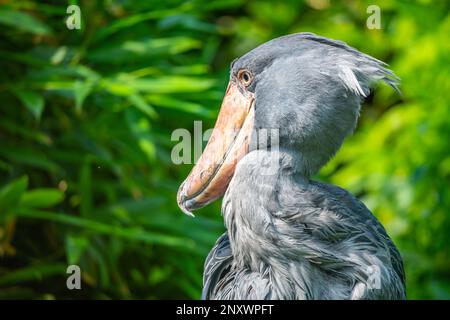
xmin=222 ymin=149 xmax=308 ymax=268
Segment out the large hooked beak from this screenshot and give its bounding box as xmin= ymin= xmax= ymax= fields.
xmin=177 ymin=81 xmax=255 ymax=216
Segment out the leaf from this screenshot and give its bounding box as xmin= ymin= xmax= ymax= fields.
xmin=0 ymin=118 xmax=52 ymax=145
xmin=0 ymin=145 xmax=60 ymax=172
xmin=79 ymin=160 xmax=92 ymax=217
xmin=138 ymin=138 xmax=156 ymax=162
xmin=0 ymin=263 xmax=65 ymax=286
xmin=66 ymin=234 xmax=89 ymax=265
xmin=127 ymin=76 xmax=216 ymax=94
xmin=158 ymin=14 xmax=218 ymax=33
xmin=17 ymin=209 xmax=197 ymax=249
xmin=0 ymin=176 xmax=28 ymax=216
xmin=0 ymin=8 xmax=52 ymax=35
xmin=50 ymin=46 xmax=68 ymax=65
xmin=88 ymin=37 xmax=202 ymax=63
xmin=146 ymin=94 xmax=214 ymax=118
xmin=128 ymin=94 xmax=158 ymax=119
xmin=73 ymin=80 xmax=94 ymax=114
xmin=11 ymin=88 xmax=45 ymax=120
xmin=93 ymin=10 xmax=176 ymax=41
xmin=20 ymin=189 xmax=64 ymax=208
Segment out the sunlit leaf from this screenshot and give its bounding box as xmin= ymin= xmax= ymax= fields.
xmin=128 ymin=94 xmax=158 ymax=119
xmin=0 ymin=8 xmax=51 ymax=35
xmin=11 ymin=88 xmax=45 ymax=120
xmin=20 ymin=189 xmax=64 ymax=208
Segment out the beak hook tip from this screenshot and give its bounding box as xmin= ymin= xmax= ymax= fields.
xmin=177 ymin=181 xmax=195 ymax=217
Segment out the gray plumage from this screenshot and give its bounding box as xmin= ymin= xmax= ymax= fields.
xmin=202 ymin=33 xmax=405 ymax=300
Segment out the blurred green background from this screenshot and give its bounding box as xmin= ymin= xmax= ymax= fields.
xmin=0 ymin=0 xmax=449 ymax=299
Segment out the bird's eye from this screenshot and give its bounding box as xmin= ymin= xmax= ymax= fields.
xmin=237 ymin=69 xmax=253 ymax=87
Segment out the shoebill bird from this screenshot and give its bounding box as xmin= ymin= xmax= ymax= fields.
xmin=177 ymin=33 xmax=406 ymax=300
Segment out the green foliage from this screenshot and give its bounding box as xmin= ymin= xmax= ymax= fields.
xmin=0 ymin=0 xmax=449 ymax=299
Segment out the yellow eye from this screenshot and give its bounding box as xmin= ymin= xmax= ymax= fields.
xmin=237 ymin=69 xmax=253 ymax=87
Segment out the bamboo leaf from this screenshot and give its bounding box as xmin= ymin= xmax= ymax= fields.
xmin=11 ymin=88 xmax=45 ymax=120
xmin=17 ymin=209 xmax=197 ymax=249
xmin=20 ymin=189 xmax=64 ymax=208
xmin=128 ymin=94 xmax=158 ymax=119
xmin=0 ymin=264 xmax=65 ymax=286
xmin=0 ymin=8 xmax=52 ymax=35
xmin=0 ymin=176 xmax=28 ymax=216
xmin=66 ymin=234 xmax=89 ymax=265
xmin=79 ymin=160 xmax=92 ymax=217
xmin=73 ymin=80 xmax=95 ymax=114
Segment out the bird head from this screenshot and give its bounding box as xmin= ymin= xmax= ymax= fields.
xmin=177 ymin=33 xmax=398 ymax=216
